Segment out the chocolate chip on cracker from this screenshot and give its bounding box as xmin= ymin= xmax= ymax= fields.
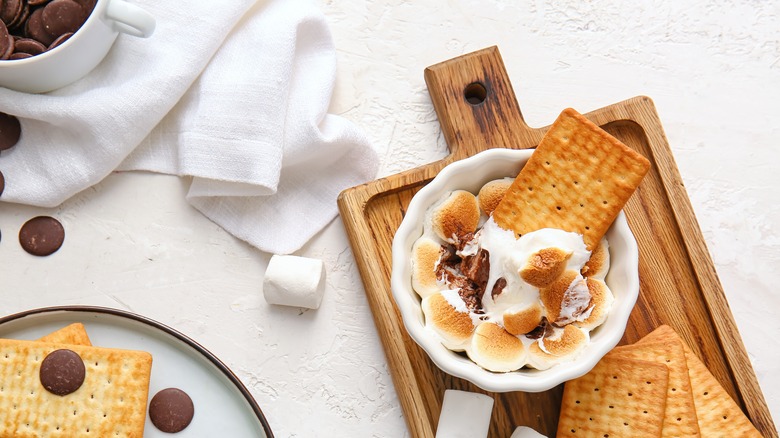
xmin=150 ymin=388 xmax=195 ymax=433
xmin=39 ymin=348 xmax=86 ymax=396
xmin=1 ymin=338 xmax=153 ymax=436
xmin=19 ymin=215 xmax=65 ymax=256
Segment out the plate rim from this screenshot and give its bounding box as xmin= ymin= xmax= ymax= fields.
xmin=0 ymin=305 xmax=275 ymax=437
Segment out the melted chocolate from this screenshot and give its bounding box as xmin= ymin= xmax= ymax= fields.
xmin=461 ymin=248 xmax=490 ymax=291
xmin=526 ymin=318 xmax=554 ymax=339
xmin=490 ymin=277 xmax=507 ymax=300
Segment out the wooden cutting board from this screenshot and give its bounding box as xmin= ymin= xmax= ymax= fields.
xmin=337 ymin=46 xmax=777 ymax=438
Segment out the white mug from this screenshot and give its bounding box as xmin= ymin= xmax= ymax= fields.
xmin=0 ymin=0 xmax=155 ymax=93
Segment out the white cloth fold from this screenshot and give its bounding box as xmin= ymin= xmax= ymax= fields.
xmin=0 ymin=0 xmax=377 ymax=254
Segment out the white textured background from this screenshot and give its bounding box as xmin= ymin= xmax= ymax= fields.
xmin=0 ymin=1 xmax=778 ymax=436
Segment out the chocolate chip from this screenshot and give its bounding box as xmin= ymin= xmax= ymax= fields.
xmin=0 ymin=21 xmax=12 ymax=60
xmin=39 ymin=349 xmax=86 ymax=396
xmin=8 ymin=2 xmax=29 ymax=30
xmin=25 ymin=8 xmax=55 ymax=47
xmin=42 ymin=0 xmax=86 ymax=37
xmin=0 ymin=112 xmax=21 ymax=151
xmin=0 ymin=0 xmax=95 ymax=60
xmin=47 ymin=31 xmax=72 ymax=50
xmin=149 ymin=388 xmax=195 ymax=433
xmin=19 ymin=215 xmax=65 ymax=256
xmin=0 ymin=0 xmax=23 ymax=27
xmin=71 ymin=0 xmax=95 ymax=14
xmin=8 ymin=50 xmax=30 ymax=59
xmin=14 ymin=37 xmax=46 ymax=55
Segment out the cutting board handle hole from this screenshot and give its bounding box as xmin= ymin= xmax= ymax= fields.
xmin=464 ymin=82 xmax=487 ymax=105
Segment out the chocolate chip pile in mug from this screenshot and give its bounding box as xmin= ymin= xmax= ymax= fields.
xmin=0 ymin=0 xmax=96 ymax=60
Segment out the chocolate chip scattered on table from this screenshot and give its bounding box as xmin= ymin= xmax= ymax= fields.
xmin=19 ymin=215 xmax=65 ymax=256
xmin=0 ymin=0 xmax=96 ymax=60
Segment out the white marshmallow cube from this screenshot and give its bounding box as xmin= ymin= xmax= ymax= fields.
xmin=435 ymin=389 xmax=494 ymax=438
xmin=511 ymin=426 xmax=548 ymax=438
xmin=262 ymin=255 xmax=325 ymax=309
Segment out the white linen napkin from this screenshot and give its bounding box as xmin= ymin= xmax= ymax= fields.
xmin=0 ymin=0 xmax=377 ymax=255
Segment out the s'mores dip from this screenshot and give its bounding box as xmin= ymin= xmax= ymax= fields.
xmin=409 ymin=108 xmax=650 ymax=373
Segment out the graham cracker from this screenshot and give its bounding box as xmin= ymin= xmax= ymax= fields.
xmin=557 ymin=354 xmax=669 ymax=437
xmin=0 ymin=338 xmax=152 ymax=437
xmin=638 ymin=325 xmax=762 ymax=437
xmin=611 ymin=339 xmax=701 ymax=437
xmin=36 ymin=323 xmax=92 ymax=346
xmin=492 ymin=108 xmax=650 ymax=250
xmin=684 ymin=348 xmax=763 ymax=437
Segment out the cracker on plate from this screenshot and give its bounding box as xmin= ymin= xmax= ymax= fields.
xmin=36 ymin=322 xmax=92 ymax=346
xmin=0 ymin=338 xmax=152 ymax=437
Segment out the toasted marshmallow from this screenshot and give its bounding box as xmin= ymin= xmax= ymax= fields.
xmin=467 ymin=322 xmax=526 ymax=372
xmin=412 ymin=237 xmax=444 ymax=298
xmin=502 ymin=302 xmax=544 ymax=336
xmin=581 ymin=237 xmax=610 ymax=279
xmin=430 ymin=190 xmax=480 ymax=243
xmin=575 ymin=278 xmax=614 ymax=330
xmin=527 ymin=325 xmax=589 ymax=370
xmin=477 ymin=178 xmax=513 ymax=217
xmin=519 ymin=247 xmax=573 ymax=288
xmin=422 ymin=291 xmax=476 ymax=350
xmin=539 ymin=270 xmax=592 ymax=325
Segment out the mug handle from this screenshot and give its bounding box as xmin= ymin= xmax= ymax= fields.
xmin=105 ymin=0 xmax=156 ymax=38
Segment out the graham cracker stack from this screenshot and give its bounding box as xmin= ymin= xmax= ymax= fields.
xmin=557 ymin=354 xmax=669 ymax=437
xmin=637 ymin=325 xmax=763 ymax=437
xmin=611 ymin=338 xmax=701 ymax=437
xmin=0 ymin=337 xmax=152 ymax=437
xmin=558 ymin=325 xmax=763 ymax=437
xmin=492 ymin=108 xmax=650 ymax=250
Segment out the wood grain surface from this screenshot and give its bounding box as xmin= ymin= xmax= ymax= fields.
xmin=337 ymin=46 xmax=777 ymax=438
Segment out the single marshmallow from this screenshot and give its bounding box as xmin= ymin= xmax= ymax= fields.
xmin=510 ymin=426 xmax=548 ymax=438
xmin=435 ymin=390 xmax=494 ymax=438
xmin=262 ymin=255 xmax=325 ymax=309
xmin=468 ymin=322 xmax=527 ymax=372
